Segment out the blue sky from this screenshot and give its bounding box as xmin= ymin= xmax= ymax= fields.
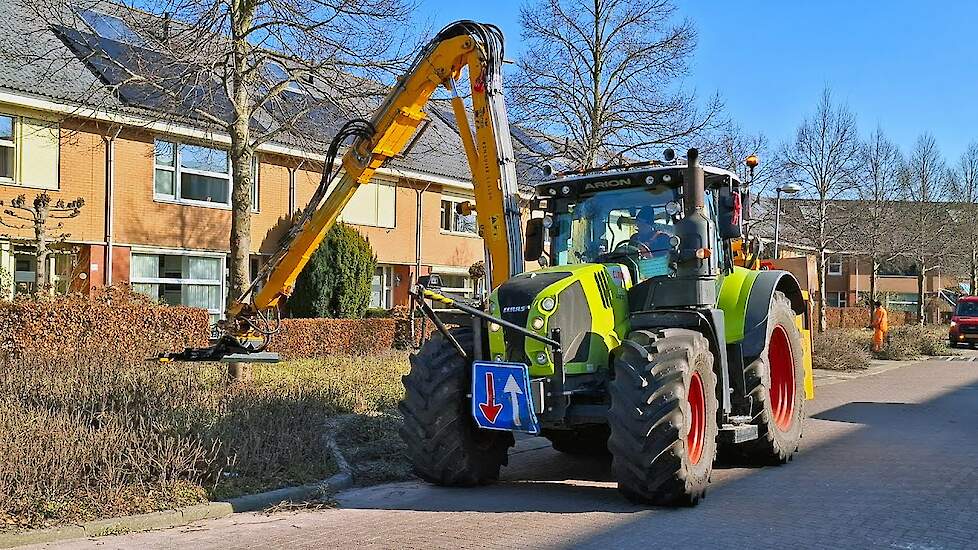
xmin=424 ymin=0 xmax=978 ymax=162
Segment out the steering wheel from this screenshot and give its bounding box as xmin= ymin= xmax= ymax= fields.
xmin=612 ymin=240 xmax=651 ymax=256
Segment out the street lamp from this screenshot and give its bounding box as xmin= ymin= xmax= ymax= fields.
xmin=774 ymin=182 xmax=802 ymax=258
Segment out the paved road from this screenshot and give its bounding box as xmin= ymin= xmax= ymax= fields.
xmin=36 ymin=353 xmax=978 ymax=549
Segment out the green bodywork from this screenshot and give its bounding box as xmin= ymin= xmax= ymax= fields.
xmin=488 ymin=263 xmax=763 ymax=377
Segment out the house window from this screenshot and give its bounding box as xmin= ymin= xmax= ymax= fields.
xmin=432 ymin=273 xmax=481 ymax=309
xmin=888 ymin=293 xmax=919 ymax=312
xmin=155 ymin=140 xmax=243 ymax=207
xmin=826 ymin=291 xmax=847 ymax=308
xmin=13 ymin=253 xmax=34 ymax=296
xmin=0 ymin=115 xmax=14 ymax=181
xmin=440 ymin=198 xmax=478 ymax=235
xmin=77 ymin=7 xmax=144 ymax=45
xmin=131 ymin=252 xmax=224 ymax=322
xmin=0 ymin=114 xmax=59 ymax=189
xmin=341 ymin=181 xmax=395 ymax=228
xmin=828 ymin=257 xmax=843 ymax=275
xmin=370 ymin=265 xmax=394 ymax=309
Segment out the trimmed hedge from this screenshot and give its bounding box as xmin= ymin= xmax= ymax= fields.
xmin=269 ymin=318 xmax=399 ymax=360
xmin=0 ymin=288 xmax=209 ymax=367
xmin=0 ymin=291 xmax=448 ymax=363
xmin=825 ymin=307 xmax=913 ymax=329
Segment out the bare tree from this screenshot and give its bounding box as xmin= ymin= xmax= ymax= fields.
xmin=954 ymin=142 xmax=978 ymax=296
xmin=0 ymin=192 xmax=85 ymax=295
xmin=779 ymin=89 xmax=861 ymax=332
xmin=852 ymin=126 xmax=903 ymax=309
xmin=511 ymin=0 xmax=721 ymax=169
xmin=901 ymin=134 xmax=954 ymax=325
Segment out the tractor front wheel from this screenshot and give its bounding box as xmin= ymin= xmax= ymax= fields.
xmin=398 ymin=327 xmax=514 ymax=485
xmin=608 ymin=328 xmax=718 ymax=506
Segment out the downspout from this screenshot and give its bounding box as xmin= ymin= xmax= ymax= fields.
xmin=103 ymin=125 xmax=122 ymax=287
xmin=289 ymin=159 xmax=306 ymax=214
xmin=411 ymin=178 xmax=433 ymax=344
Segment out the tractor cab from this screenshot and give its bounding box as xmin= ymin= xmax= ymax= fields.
xmin=527 ymin=162 xmax=745 ymax=292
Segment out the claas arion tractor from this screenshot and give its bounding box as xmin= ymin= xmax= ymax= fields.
xmin=401 ymin=149 xmax=814 ymax=506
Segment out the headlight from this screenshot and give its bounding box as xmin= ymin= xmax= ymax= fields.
xmin=489 ymin=322 xmax=501 ymax=332
xmin=531 ymin=317 xmax=545 ymax=330
xmin=665 ymin=200 xmax=681 ymax=216
xmin=561 ymin=185 xmax=571 ymax=195
xmin=669 ymin=235 xmax=681 ymax=249
xmin=540 ymin=296 xmax=556 ymax=312
xmin=662 ymin=173 xmax=672 ymax=183
xmin=535 ymin=351 xmax=548 ymax=364
xmin=645 ymin=175 xmax=655 ymax=185
xmin=542 ymin=215 xmax=554 ymax=228
xmin=950 ymin=321 xmax=957 ymax=328
xmin=494 ymin=354 xmax=503 ymax=361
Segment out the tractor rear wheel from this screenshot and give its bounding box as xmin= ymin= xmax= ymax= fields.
xmin=608 ymin=328 xmax=718 ymax=506
xmin=732 ymin=291 xmax=806 ymax=465
xmin=543 ymin=425 xmax=610 ymax=456
xmin=398 ymin=327 xmax=514 ymax=485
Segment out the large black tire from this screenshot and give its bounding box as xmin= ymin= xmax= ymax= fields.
xmin=543 ymin=425 xmax=610 ymax=456
xmin=608 ymin=328 xmax=719 ymax=506
xmin=398 ymin=327 xmax=514 ymax=485
xmin=732 ymin=291 xmax=806 ymax=465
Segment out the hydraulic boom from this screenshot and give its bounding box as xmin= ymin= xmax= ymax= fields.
xmin=161 ymin=21 xmax=524 ymax=362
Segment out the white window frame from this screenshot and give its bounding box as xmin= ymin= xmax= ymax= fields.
xmin=130 ymin=248 xmax=226 ymax=321
xmin=835 ymin=291 xmax=847 ymax=308
xmin=154 ymin=139 xmax=239 ymax=210
xmin=370 ymin=264 xmax=394 ymax=309
xmin=0 ymin=114 xmax=15 ymax=183
xmin=440 ymin=196 xmax=479 ymax=236
xmin=251 ymin=156 xmax=260 ymax=213
xmin=828 ymin=256 xmax=843 ymax=276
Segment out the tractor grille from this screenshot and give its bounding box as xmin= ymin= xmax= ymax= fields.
xmin=496 ymin=272 xmax=570 ymax=362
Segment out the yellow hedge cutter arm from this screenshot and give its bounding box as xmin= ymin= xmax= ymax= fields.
xmin=159 ymin=21 xmax=524 ymax=363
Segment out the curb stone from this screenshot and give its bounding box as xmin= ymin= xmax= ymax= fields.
xmin=0 ymin=432 xmax=356 ymax=549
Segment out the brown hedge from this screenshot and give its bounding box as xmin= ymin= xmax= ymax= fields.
xmin=269 ymin=318 xmax=399 ymax=360
xmin=825 ymin=307 xmax=913 ymax=329
xmin=0 ymin=288 xmax=209 ymax=367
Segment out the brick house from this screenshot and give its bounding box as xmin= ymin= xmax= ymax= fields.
xmin=0 ymin=0 xmax=547 ymax=317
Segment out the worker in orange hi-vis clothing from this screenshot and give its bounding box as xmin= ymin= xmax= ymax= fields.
xmin=872 ymin=300 xmax=889 ymax=352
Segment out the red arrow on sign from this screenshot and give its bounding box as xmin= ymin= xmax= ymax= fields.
xmin=479 ymin=371 xmax=503 ymax=423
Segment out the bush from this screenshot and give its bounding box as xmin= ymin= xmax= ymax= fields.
xmin=813 ymin=330 xmax=872 ymax=371
xmin=288 ymin=223 xmax=377 ymax=318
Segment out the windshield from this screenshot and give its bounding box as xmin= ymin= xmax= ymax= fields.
xmin=553 ymin=185 xmax=680 ymax=273
xmin=957 ymin=301 xmax=978 ymax=317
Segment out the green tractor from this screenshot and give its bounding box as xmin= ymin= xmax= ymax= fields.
xmin=399 ymin=148 xmax=814 ymax=506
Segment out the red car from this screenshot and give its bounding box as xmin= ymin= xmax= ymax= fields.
xmin=949 ymin=296 xmax=978 ymax=348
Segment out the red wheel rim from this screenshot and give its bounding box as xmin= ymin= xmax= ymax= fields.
xmin=686 ymin=371 xmax=706 ymax=464
xmin=768 ymin=325 xmax=796 ymax=431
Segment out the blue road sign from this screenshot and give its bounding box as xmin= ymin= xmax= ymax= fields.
xmin=471 ymin=361 xmax=540 ymax=434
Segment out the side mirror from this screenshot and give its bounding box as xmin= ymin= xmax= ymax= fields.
xmin=417 ymin=273 xmax=442 ymax=290
xmin=718 ymin=188 xmax=743 ymax=240
xmin=524 ymin=217 xmax=545 ymax=262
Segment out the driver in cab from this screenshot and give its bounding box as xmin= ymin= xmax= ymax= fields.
xmin=630 ymin=206 xmax=672 ymax=255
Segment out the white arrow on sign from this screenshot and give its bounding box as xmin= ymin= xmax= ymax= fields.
xmin=504 ymin=374 xmax=523 ymax=427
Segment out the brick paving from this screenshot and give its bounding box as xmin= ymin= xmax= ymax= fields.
xmin=32 ymin=353 xmax=978 ymax=549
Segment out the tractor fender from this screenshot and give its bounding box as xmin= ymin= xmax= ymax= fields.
xmin=741 ymin=270 xmax=806 ymax=363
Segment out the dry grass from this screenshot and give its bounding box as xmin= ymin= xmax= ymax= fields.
xmin=0 ymin=352 xmax=410 ymax=531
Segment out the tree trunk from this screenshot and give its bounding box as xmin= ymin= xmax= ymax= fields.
xmin=916 ymin=266 xmax=925 ymax=326
xmin=816 ymin=249 xmax=827 ymax=333
xmin=869 ymin=256 xmax=878 ymax=325
xmin=226 ymin=0 xmax=256 ymax=382
xmin=971 ymin=240 xmax=977 ymax=296
xmin=34 ymin=213 xmax=48 ymax=295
